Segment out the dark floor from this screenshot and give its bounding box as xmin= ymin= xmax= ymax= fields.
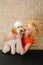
xmin=0 ymin=50 xmax=43 ymax=65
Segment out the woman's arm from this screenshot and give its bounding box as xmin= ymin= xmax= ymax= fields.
xmin=17 ymin=34 xmax=32 ymax=55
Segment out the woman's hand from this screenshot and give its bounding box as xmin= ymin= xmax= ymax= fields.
xmin=17 ymin=33 xmax=21 ymax=40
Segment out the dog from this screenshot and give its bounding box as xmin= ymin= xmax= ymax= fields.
xmin=2 ymin=21 xmax=24 ymax=55
xmin=11 ymin=21 xmax=24 ymax=53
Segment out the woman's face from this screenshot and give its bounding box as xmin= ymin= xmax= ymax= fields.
xmin=24 ymin=24 xmax=33 ymax=35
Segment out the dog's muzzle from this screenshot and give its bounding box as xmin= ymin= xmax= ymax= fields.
xmin=20 ymin=30 xmax=23 ymax=32
xmin=16 ymin=28 xmax=24 ymax=33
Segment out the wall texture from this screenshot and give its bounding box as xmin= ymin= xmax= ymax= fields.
xmin=0 ymin=0 xmax=43 ymax=50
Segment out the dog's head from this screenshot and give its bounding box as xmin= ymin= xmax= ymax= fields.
xmin=11 ymin=21 xmax=24 ymax=34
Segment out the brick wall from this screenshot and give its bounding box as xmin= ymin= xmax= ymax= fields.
xmin=0 ymin=0 xmax=43 ymax=50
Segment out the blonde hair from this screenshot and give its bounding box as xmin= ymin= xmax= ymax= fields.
xmin=26 ymin=20 xmax=39 ymax=37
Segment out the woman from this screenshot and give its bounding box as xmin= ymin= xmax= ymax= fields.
xmin=17 ymin=20 xmax=39 ymax=55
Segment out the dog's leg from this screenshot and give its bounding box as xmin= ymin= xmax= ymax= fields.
xmin=16 ymin=40 xmax=19 ymax=53
xmin=2 ymin=41 xmax=10 ymax=53
xmin=10 ymin=40 xmax=16 ymax=55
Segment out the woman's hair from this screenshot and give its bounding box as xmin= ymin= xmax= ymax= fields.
xmin=26 ymin=20 xmax=39 ymax=37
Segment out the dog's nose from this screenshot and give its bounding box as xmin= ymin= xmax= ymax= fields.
xmin=20 ymin=30 xmax=23 ymax=32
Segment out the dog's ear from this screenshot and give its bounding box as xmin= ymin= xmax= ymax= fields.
xmin=11 ymin=27 xmax=17 ymax=34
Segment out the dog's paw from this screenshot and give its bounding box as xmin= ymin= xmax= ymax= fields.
xmin=2 ymin=49 xmax=7 ymax=54
xmin=11 ymin=50 xmax=16 ymax=55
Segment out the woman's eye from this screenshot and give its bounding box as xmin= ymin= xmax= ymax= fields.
xmin=24 ymin=29 xmax=26 ymax=31
xmin=24 ymin=30 xmax=25 ymax=31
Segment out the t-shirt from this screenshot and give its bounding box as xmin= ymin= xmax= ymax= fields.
xmin=22 ymin=35 xmax=34 ymax=47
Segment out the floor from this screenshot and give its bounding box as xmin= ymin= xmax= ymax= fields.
xmin=0 ymin=50 xmax=43 ymax=65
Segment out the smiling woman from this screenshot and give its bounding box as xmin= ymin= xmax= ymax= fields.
xmin=16 ymin=20 xmax=39 ymax=55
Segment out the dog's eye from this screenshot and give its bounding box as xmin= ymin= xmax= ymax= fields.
xmin=21 ymin=26 xmax=23 ymax=28
xmin=17 ymin=26 xmax=19 ymax=28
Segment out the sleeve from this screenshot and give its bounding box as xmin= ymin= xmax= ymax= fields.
xmin=25 ymin=36 xmax=34 ymax=45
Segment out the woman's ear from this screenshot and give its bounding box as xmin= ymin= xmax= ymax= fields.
xmin=11 ymin=27 xmax=17 ymax=34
